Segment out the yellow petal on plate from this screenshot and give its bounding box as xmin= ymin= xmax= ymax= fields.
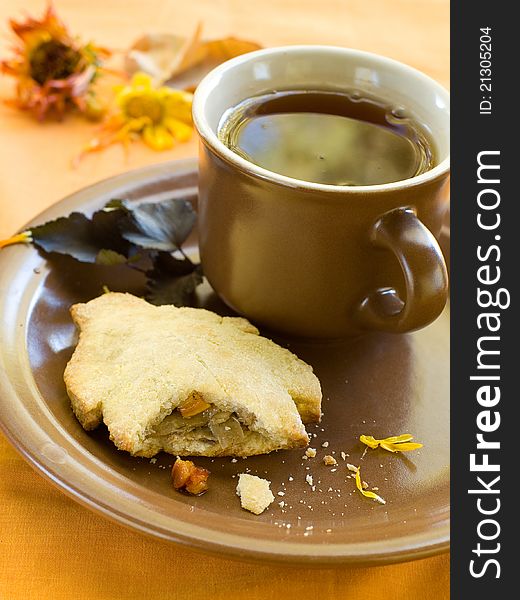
xmin=381 ymin=434 xmax=415 ymax=444
xmin=359 ymin=435 xmax=379 ymax=449
xmin=355 ymin=468 xmax=386 ymax=505
xmin=360 ymin=433 xmax=422 ymax=453
xmin=0 ymin=231 xmax=32 ymax=250
xmin=381 ymin=441 xmax=424 ymax=452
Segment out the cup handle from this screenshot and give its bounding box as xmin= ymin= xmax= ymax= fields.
xmin=356 ymin=207 xmax=448 ymax=333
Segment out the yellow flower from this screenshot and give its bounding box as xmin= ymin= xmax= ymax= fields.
xmin=359 ymin=434 xmax=423 ymax=453
xmin=78 ymin=72 xmax=193 ymax=160
xmin=0 ymin=3 xmax=109 ymax=120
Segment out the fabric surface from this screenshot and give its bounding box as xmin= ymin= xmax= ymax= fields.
xmin=0 ymin=1 xmax=449 ymax=598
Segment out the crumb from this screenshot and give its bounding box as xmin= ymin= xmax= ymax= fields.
xmin=340 ymin=452 xmax=347 ymax=461
xmin=236 ymin=474 xmax=274 ymax=515
xmin=149 ymin=458 xmax=157 ymax=464
xmin=330 ymin=469 xmax=337 ymax=473
xmin=372 ymin=487 xmax=379 ymax=491
xmin=321 ymin=441 xmax=329 ymax=448
xmin=306 ymin=474 xmax=313 ymax=486
xmin=323 ymin=455 xmax=337 ymax=466
xmin=277 ymin=491 xmax=285 ymax=496
xmin=346 ymin=463 xmax=358 ymax=473
xmin=288 ymin=476 xmax=294 ymax=481
xmin=326 ymin=528 xmax=332 ymax=533
xmin=279 ymin=501 xmax=285 ymax=508
xmin=231 ymin=458 xmax=238 ymax=463
xmin=305 ymin=448 xmax=317 ymax=458
xmin=305 ymin=525 xmax=313 ymax=531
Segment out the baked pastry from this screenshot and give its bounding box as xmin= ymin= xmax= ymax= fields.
xmin=64 ymin=293 xmax=322 ymax=458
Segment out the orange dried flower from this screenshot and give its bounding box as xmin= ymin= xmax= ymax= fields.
xmin=0 ymin=3 xmax=110 ymax=120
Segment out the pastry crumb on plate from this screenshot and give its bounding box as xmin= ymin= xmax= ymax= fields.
xmin=236 ymin=473 xmax=274 ymax=515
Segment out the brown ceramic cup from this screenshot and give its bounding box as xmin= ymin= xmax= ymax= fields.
xmin=193 ymin=46 xmax=450 ymax=338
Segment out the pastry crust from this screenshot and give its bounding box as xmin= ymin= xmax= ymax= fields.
xmin=64 ymin=293 xmax=322 ymax=457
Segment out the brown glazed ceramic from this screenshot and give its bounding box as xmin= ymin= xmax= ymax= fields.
xmin=193 ymin=46 xmax=450 ymax=338
xmin=0 ymin=161 xmax=449 ymax=565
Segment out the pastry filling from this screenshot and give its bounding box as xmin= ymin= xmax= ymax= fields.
xmin=153 ymin=398 xmax=247 ymax=449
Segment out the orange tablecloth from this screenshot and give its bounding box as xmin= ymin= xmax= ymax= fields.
xmin=0 ymin=1 xmax=449 ymax=598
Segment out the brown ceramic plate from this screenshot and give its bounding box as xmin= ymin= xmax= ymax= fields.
xmin=0 ymin=160 xmax=449 ymax=565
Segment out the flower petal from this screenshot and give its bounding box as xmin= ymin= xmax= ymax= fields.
xmin=360 ymin=433 xmax=422 ymax=453
xmin=355 ymin=468 xmax=386 ymax=504
xmin=130 ymin=72 xmax=154 ymax=89
xmin=0 ymin=231 xmax=32 ymax=249
xmin=388 ymin=442 xmax=423 ymax=452
xmin=382 ymin=434 xmax=415 ymax=443
xmin=359 ymin=435 xmax=379 ymax=449
xmin=164 ymin=117 xmax=192 ymax=142
xmin=142 ymin=124 xmax=175 ymax=150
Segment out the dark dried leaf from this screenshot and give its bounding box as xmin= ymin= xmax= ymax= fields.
xmin=150 ymin=251 xmax=197 ymax=276
xmin=19 ymin=196 xmax=201 ymax=308
xmin=30 ymin=210 xmax=129 ymax=263
xmin=117 ymin=198 xmax=196 ymax=252
xmin=95 ymin=248 xmax=128 ymax=265
xmin=146 ymin=263 xmax=203 ymax=306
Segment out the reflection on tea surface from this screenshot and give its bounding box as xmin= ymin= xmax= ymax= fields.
xmin=219 ymin=90 xmax=435 ymax=186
